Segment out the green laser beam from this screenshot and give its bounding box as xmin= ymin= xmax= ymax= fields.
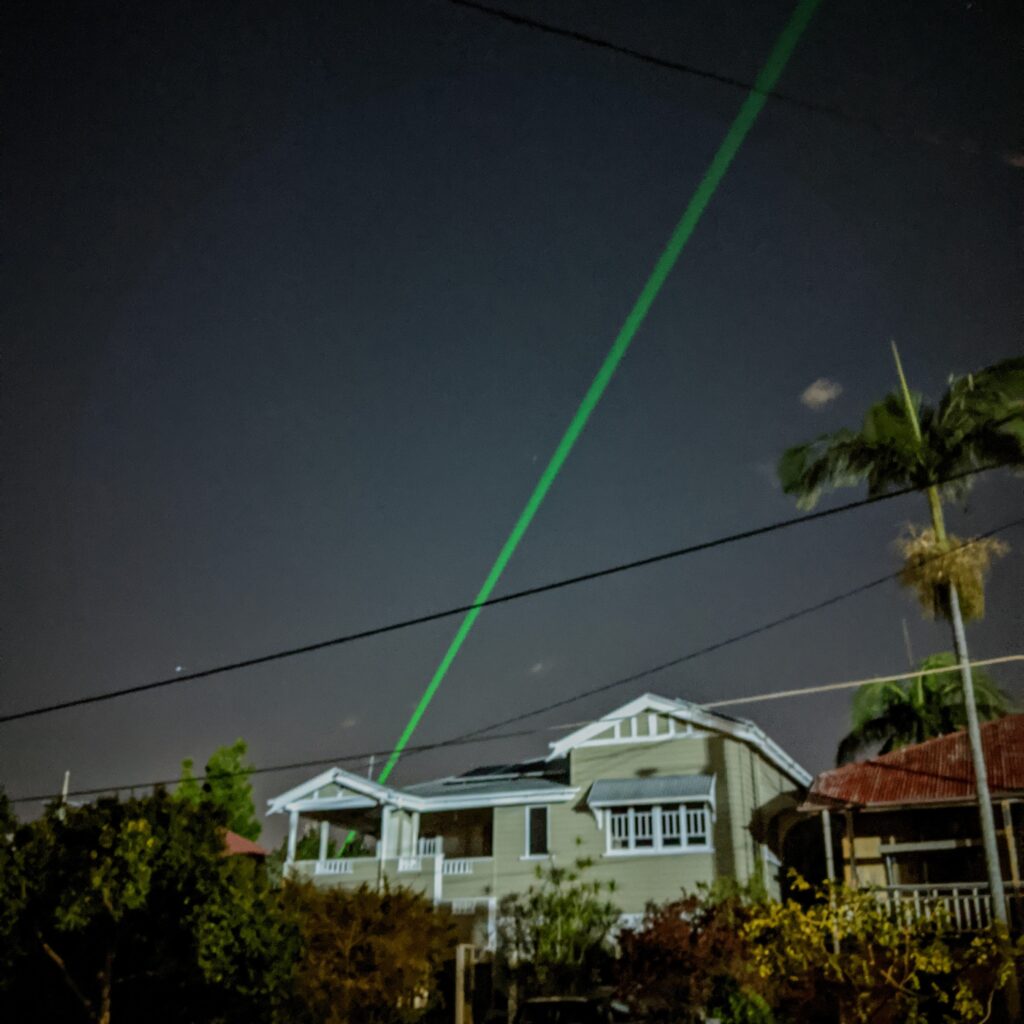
xmin=374 ymin=0 xmax=822 ymax=788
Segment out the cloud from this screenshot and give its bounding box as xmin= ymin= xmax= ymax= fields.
xmin=528 ymin=661 xmax=548 ymax=675
xmin=800 ymin=377 xmax=843 ymax=410
xmin=340 ymin=716 xmax=358 ymax=729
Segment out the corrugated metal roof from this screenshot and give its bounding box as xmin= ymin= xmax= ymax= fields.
xmin=805 ymin=715 xmax=1024 ymax=809
xmin=588 ymin=774 xmax=714 ymax=806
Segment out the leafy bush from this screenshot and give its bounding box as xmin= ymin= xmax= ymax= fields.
xmin=742 ymin=876 xmax=1019 ymax=1023
xmin=498 ymin=857 xmax=620 ymax=996
xmin=283 ymin=881 xmax=455 ymax=1024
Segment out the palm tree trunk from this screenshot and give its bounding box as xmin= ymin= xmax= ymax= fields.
xmin=891 ymin=344 xmax=1009 ymax=927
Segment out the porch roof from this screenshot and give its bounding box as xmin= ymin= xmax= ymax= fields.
xmin=803 ymin=715 xmax=1024 ymax=811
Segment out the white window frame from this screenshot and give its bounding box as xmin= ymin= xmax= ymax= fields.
xmin=523 ymin=805 xmax=550 ymax=859
xmin=605 ymin=801 xmax=713 ymax=855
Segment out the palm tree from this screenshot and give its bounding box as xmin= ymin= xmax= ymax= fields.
xmin=778 ymin=347 xmax=1023 ymax=931
xmin=836 ymin=653 xmax=1011 ymax=764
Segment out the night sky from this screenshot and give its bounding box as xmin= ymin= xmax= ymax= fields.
xmin=4 ymin=0 xmax=1022 ymax=843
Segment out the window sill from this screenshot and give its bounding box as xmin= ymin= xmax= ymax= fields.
xmin=520 ymin=854 xmax=552 ymax=861
xmin=604 ymin=846 xmax=713 ymax=857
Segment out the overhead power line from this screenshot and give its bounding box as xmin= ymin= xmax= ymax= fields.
xmin=8 ymin=520 xmax=1021 ymax=806
xmin=9 ymin=651 xmax=1023 ymax=807
xmin=702 ymin=653 xmax=1024 ymax=710
xmin=0 ymin=464 xmax=1002 ymax=726
xmin=444 ymin=0 xmax=1011 ymax=167
xmin=450 ymin=516 xmax=1024 ymax=742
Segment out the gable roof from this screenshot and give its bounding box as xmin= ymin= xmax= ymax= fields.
xmin=804 ymin=715 xmax=1024 ymax=810
xmin=266 ymin=694 xmax=809 ymax=816
xmin=547 ymin=693 xmax=812 ymax=787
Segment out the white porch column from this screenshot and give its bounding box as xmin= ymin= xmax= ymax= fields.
xmin=318 ymin=820 xmax=330 ymax=862
xmin=487 ymin=897 xmax=498 ymax=951
xmin=821 ymin=810 xmax=836 ymax=881
xmin=412 ymin=811 xmax=420 ymax=855
xmin=286 ymin=809 xmax=299 ymax=866
xmin=380 ymin=806 xmax=392 ymax=860
xmin=433 ymin=852 xmax=444 ymax=905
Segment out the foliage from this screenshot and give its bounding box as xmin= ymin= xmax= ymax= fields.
xmin=0 ymin=788 xmax=29 ymax=979
xmin=283 ymin=881 xmax=455 ymax=1024
xmin=742 ymin=876 xmax=1020 ymax=1024
xmin=777 ymin=357 xmax=1024 ymax=510
xmin=896 ymin=526 xmax=1008 ymax=621
xmin=837 ymin=651 xmax=1011 ymax=763
xmin=0 ymin=790 xmax=296 ymax=1024
xmin=616 ymin=878 xmax=801 ymax=1024
xmin=176 ymin=738 xmax=261 ymax=840
xmin=497 ymin=856 xmax=620 ymax=996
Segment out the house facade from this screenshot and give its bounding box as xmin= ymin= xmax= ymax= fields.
xmin=268 ymin=693 xmax=811 ymax=946
xmin=801 ymin=715 xmax=1024 ymax=932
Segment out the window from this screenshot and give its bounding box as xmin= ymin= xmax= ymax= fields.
xmin=607 ymin=803 xmax=711 ymax=852
xmin=526 ymin=806 xmax=549 ymax=856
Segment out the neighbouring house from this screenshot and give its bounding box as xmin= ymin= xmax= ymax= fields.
xmin=801 ymin=714 xmax=1024 ymax=931
xmin=223 ymin=829 xmax=269 ymax=859
xmin=267 ymin=693 xmax=811 ymax=946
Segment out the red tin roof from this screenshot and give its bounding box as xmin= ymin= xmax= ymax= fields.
xmin=223 ymin=829 xmax=269 ymax=858
xmin=805 ymin=715 xmax=1024 ymax=810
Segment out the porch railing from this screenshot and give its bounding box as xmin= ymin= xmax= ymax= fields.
xmin=442 ymin=858 xmax=476 ymax=876
xmin=876 ymin=884 xmax=1024 ymax=932
xmin=315 ymin=858 xmax=354 ymax=875
xmin=417 ymin=837 xmax=442 ymax=856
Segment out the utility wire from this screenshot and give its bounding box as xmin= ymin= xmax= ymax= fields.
xmin=9 ymin=521 xmax=1021 ymax=805
xmin=9 ymin=651 xmax=1022 ymax=807
xmin=0 ymin=465 xmax=1004 ymax=726
xmin=444 ymin=0 xmax=1013 ymax=167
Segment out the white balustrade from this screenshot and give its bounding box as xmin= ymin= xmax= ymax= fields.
xmin=876 ymin=885 xmax=1005 ymax=931
xmin=397 ymin=856 xmax=422 ymax=873
xmin=442 ymin=858 xmax=475 ymax=876
xmin=417 ymin=837 xmax=443 ymax=856
xmin=315 ymin=859 xmax=354 ymax=875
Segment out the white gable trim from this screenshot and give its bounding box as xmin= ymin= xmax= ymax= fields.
xmin=547 ymin=693 xmax=811 ymax=788
xmin=267 ymin=766 xmax=413 ymax=815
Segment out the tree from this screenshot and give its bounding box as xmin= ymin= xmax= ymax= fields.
xmin=177 ymin=738 xmax=261 ymax=840
xmin=778 ymin=355 xmax=1024 ymax=515
xmin=0 ymin=790 xmax=296 ymax=1024
xmin=282 ymin=881 xmax=455 ymax=1024
xmin=497 ymin=857 xmax=620 ymax=997
xmin=778 ymin=349 xmax=1023 ymax=936
xmin=836 ymin=652 xmax=1011 ymax=764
